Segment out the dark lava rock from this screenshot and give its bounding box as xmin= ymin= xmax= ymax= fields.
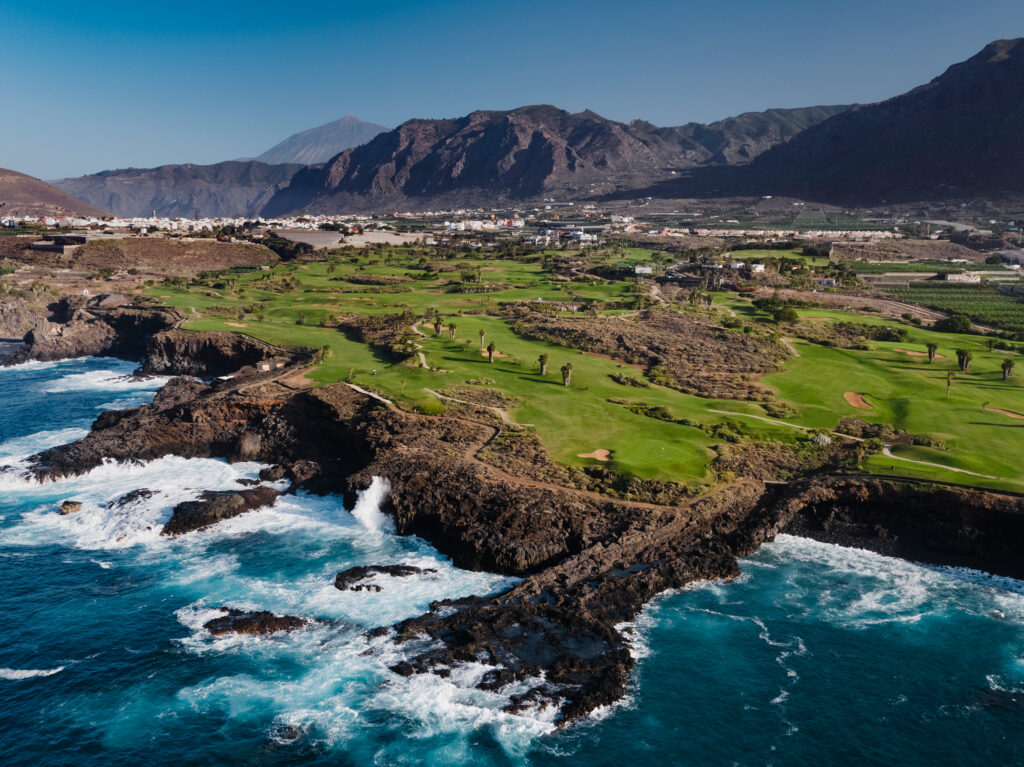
xmin=162 ymin=486 xmax=280 ymax=536
xmin=59 ymin=500 xmax=82 ymax=515
xmin=203 ymin=607 xmax=309 ymax=636
xmin=106 ymin=488 xmax=154 ymax=509
xmin=259 ymin=465 xmax=288 ymax=482
xmin=334 ymin=564 xmax=437 ymax=591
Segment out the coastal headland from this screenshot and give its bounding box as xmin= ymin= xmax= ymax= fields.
xmin=7 ymin=303 xmax=1024 ymax=725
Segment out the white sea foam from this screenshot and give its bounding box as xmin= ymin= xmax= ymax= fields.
xmin=44 ymin=369 xmax=168 ymax=393
xmin=0 ymin=456 xmax=266 ymax=549
xmin=0 ymin=666 xmax=64 ymax=680
xmin=0 ymin=427 xmax=89 ymax=461
xmin=350 ymin=476 xmax=393 ymax=533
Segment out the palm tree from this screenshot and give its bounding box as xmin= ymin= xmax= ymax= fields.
xmin=487 ymin=341 xmax=496 ymax=363
xmin=448 ymin=322 xmax=457 ymax=341
xmin=956 ymin=348 xmax=972 ymax=372
xmin=478 ymin=328 xmax=485 ymax=349
xmin=433 ymin=316 xmax=442 ymax=336
xmin=1003 ymin=358 xmax=1016 ymax=381
xmin=539 ymin=353 xmax=549 ymax=376
xmin=946 ymin=372 xmax=955 ymax=400
xmin=561 ymin=362 xmax=573 ymax=386
xmin=926 ymin=342 xmax=938 ymax=363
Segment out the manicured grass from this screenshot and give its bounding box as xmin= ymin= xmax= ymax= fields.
xmin=147 ymin=252 xmax=1024 ymax=492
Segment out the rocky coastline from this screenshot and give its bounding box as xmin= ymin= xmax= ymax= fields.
xmin=5 ymin=304 xmax=1024 ymax=726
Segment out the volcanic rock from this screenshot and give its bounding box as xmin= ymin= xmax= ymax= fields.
xmin=203 ymin=607 xmax=310 ymax=636
xmin=161 ymin=486 xmax=280 ymax=536
xmin=334 ymin=564 xmax=437 ymax=592
xmin=58 ymin=500 xmax=82 ymax=515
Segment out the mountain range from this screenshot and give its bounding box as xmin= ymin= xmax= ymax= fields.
xmin=55 ymin=161 xmax=303 ymax=219
xmin=14 ymin=38 xmax=1024 ymax=218
xmin=262 ymin=104 xmax=849 ymax=215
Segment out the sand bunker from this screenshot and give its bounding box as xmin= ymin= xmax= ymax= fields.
xmin=844 ymin=391 xmax=873 ymax=409
xmin=480 ymin=349 xmax=509 ymax=358
xmin=894 ymin=348 xmax=945 ymax=359
xmin=986 ymin=407 xmax=1024 ymax=420
xmin=577 ymin=449 xmax=611 ymax=461
xmin=225 ymin=322 xmax=248 ymax=328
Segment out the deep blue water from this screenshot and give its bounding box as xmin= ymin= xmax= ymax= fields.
xmin=0 ymin=358 xmax=1021 ymax=766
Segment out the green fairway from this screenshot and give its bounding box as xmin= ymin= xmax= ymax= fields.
xmin=146 ymin=250 xmax=1024 ymax=493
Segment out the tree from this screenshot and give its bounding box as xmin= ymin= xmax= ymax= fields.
xmin=448 ymin=322 xmax=457 ymax=341
xmin=946 ymin=372 xmax=955 ymax=400
xmin=487 ymin=341 xmax=496 ymax=363
xmin=1003 ymin=358 xmax=1016 ymax=381
xmin=295 ymin=313 xmax=307 ymax=326
xmin=956 ymin=348 xmax=972 ymax=372
xmin=433 ymin=316 xmax=442 ymax=336
xmin=539 ymin=353 xmax=549 ymax=375
xmin=479 ymin=328 xmax=485 ymax=349
xmin=926 ymin=342 xmax=938 ymax=364
xmin=561 ymin=362 xmax=573 ymax=386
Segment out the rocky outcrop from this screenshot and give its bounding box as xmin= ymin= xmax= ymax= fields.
xmin=2 ymin=306 xmax=180 ymax=365
xmin=141 ymin=329 xmax=283 ymax=377
xmin=203 ymin=607 xmax=311 ymax=636
xmin=334 ymin=564 xmax=437 ymax=592
xmin=24 ymin=366 xmax=1024 ymax=725
xmin=161 ymin=486 xmax=281 ymax=536
xmin=58 ymin=500 xmax=81 ymax=515
xmin=0 ymin=299 xmax=50 ymax=340
xmin=774 ymin=476 xmax=1024 ymax=579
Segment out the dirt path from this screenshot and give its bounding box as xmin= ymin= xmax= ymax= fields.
xmin=780 ymin=337 xmax=801 ymax=358
xmin=709 ymin=408 xmax=1000 ymax=480
xmin=881 ymin=446 xmax=996 ymax=479
xmin=345 ymin=382 xmax=398 ymax=410
xmin=424 ymin=388 xmax=531 ymax=427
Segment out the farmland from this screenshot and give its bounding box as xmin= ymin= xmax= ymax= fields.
xmin=887 ymin=282 xmax=1024 ymax=334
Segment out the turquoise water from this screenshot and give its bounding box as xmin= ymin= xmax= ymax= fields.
xmin=1 ymin=358 xmax=1021 ymax=766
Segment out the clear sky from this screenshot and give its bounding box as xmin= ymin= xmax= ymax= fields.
xmin=2 ymin=0 xmax=1023 ymax=179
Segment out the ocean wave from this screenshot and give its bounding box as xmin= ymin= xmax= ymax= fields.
xmin=44 ymin=369 xmax=168 ymax=394
xmin=0 ymin=427 xmax=90 ymax=461
xmin=0 ymin=666 xmax=64 ymax=680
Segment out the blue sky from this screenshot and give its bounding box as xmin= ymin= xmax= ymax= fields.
xmin=2 ymin=0 xmax=1023 ymax=179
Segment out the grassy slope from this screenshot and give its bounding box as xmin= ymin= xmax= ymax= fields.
xmin=147 ymin=253 xmax=1024 ymax=492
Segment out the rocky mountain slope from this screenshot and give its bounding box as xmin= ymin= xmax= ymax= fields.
xmin=254 ymin=114 xmax=388 ymax=165
xmin=54 ymin=160 xmax=302 ymax=218
xmin=0 ymin=168 xmax=108 ymax=218
xmin=735 ymin=38 xmax=1024 ymax=202
xmin=261 ymin=104 xmax=849 ymax=214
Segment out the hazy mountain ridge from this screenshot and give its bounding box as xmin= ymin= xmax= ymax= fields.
xmin=254 ymin=115 xmax=388 ymax=165
xmin=55 ymin=161 xmax=303 ymax=218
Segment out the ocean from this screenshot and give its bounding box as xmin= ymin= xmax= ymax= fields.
xmin=0 ymin=357 xmax=1021 ymax=766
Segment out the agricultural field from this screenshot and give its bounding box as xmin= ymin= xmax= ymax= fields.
xmin=887 ymin=282 xmax=1024 ymax=334
xmin=849 ymin=260 xmax=1013 ymax=274
xmin=146 ymin=248 xmax=1024 ymax=494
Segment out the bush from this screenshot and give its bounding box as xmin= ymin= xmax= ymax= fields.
xmin=414 ymin=401 xmax=447 ymax=415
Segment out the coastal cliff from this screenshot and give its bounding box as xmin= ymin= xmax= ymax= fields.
xmin=9 ymin=307 xmax=1024 ymax=725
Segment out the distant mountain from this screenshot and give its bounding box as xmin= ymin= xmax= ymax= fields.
xmin=735 ymin=39 xmax=1024 ymax=202
xmin=0 ymin=168 xmax=108 ymax=218
xmin=254 ymin=115 xmax=388 ymax=165
xmin=262 ymin=104 xmax=849 ymax=215
xmin=55 ymin=161 xmax=302 ymax=218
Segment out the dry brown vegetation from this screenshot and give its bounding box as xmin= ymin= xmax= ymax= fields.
xmin=513 ymin=308 xmax=789 ymax=400
xmin=69 ymin=238 xmax=276 ymax=273
xmin=830 ymin=239 xmax=985 ymax=263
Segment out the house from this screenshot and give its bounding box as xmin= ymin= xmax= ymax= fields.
xmin=943 ymin=273 xmax=981 ymax=283
xmin=812 ymin=277 xmax=837 ymax=288
xmin=633 ymin=265 xmax=653 ymax=275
